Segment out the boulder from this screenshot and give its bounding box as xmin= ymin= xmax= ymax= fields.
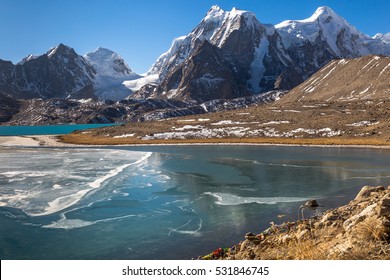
xmin=305 ymin=199 xmax=319 ymax=208
xmin=377 ymin=195 xmax=390 ymax=216
xmin=245 ymin=232 xmax=256 ymax=239
xmin=321 ymin=211 xmax=339 ymax=223
xmin=343 ymin=203 xmax=377 ymax=231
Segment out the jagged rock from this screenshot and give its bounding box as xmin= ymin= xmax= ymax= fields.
xmin=355 ymin=186 xmax=385 ymax=200
xmin=321 ymin=211 xmax=339 ymax=223
xmin=377 ymin=194 xmax=390 ymax=216
xmin=343 ymin=203 xmax=378 ymax=231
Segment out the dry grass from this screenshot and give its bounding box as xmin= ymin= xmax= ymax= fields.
xmin=236 ymin=221 xmax=390 ymax=260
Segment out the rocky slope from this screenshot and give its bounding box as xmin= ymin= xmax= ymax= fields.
xmin=4 ymin=44 xmax=96 ymax=100
xmin=0 ymin=93 xmax=20 ymax=123
xmin=133 ymin=6 xmax=390 ymax=102
xmin=2 ymin=90 xmax=284 ymax=125
xmin=202 ymin=186 xmax=390 ymax=260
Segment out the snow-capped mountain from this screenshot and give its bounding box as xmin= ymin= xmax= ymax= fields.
xmin=84 ymin=47 xmax=140 ymax=100
xmin=374 ymin=33 xmax=390 ymax=43
xmin=135 ymin=6 xmax=291 ymax=101
xmin=84 ymin=47 xmax=134 ymax=77
xmin=134 ymin=6 xmax=389 ymax=102
xmin=275 ymin=7 xmax=390 ymax=72
xmin=0 ymin=44 xmax=139 ymax=100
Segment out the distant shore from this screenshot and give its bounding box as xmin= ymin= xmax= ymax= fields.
xmin=1 ymin=135 xmax=390 ymax=149
xmin=0 ymin=135 xmax=73 ymax=147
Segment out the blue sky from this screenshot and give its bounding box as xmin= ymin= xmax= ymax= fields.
xmin=0 ymin=0 xmax=389 ymax=73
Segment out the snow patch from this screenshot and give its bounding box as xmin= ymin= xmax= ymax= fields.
xmin=113 ymin=134 xmax=135 ymax=138
xmin=260 ymin=121 xmax=290 ymax=126
xmin=174 ymin=125 xmax=204 ymax=131
xmin=346 ymin=121 xmax=379 ymax=127
xmin=248 ymin=37 xmax=269 ymax=93
xmin=123 ymin=74 xmax=159 ymax=92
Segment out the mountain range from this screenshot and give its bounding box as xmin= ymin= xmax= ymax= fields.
xmin=0 ymin=44 xmax=138 ymax=101
xmin=0 ymin=5 xmax=389 ymax=125
xmin=133 ymin=6 xmax=389 ymax=101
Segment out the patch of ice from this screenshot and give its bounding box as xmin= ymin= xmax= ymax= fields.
xmin=204 ymin=192 xmax=308 ymax=206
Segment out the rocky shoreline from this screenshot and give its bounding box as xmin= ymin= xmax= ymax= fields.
xmin=202 ymin=186 xmax=390 ymax=260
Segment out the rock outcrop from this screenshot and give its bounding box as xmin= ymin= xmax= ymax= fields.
xmin=202 ymin=186 xmax=390 ymax=260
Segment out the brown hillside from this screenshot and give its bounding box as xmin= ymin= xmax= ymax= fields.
xmin=279 ymin=55 xmax=390 ymax=103
xmin=61 ymin=56 xmax=390 ymax=146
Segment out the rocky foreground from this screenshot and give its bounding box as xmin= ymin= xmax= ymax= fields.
xmin=202 ymin=186 xmax=390 ymax=260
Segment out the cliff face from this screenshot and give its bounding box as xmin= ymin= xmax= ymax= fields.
xmin=203 ymin=186 xmax=390 ymax=260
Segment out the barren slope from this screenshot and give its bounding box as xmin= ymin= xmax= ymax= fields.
xmin=279 ymin=55 xmax=390 ymax=103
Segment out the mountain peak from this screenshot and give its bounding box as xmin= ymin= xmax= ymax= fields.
xmin=373 ymin=33 xmax=390 ymax=43
xmin=18 ymin=54 xmax=38 ymax=65
xmin=229 ymin=7 xmax=253 ymax=17
xmin=313 ymin=6 xmax=336 ymax=18
xmin=306 ymin=6 xmax=347 ymax=26
xmin=84 ymin=47 xmax=134 ymax=77
xmin=89 ymin=47 xmax=116 ymax=56
xmin=208 ymin=5 xmax=223 ymax=14
xmin=204 ymin=5 xmax=226 ymax=22
xmin=46 ymin=43 xmax=75 ymax=58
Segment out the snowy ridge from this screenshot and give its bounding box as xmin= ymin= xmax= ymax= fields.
xmin=374 ymin=33 xmax=390 ymax=43
xmin=275 ymin=6 xmax=389 ymax=56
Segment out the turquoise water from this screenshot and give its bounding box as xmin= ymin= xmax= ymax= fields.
xmin=1 ymin=145 xmax=390 ymax=259
xmin=0 ymin=124 xmax=120 ymax=136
